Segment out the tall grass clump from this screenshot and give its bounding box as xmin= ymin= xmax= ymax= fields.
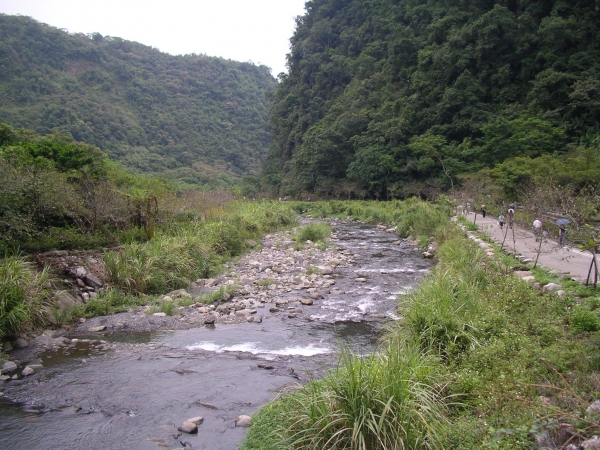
xmin=294 ymin=222 xmax=332 ymax=243
xmin=0 ymin=256 xmax=53 ymax=339
xmin=395 ymin=198 xmax=450 ymax=244
xmin=104 ymin=234 xmax=212 ymax=294
xmin=243 ymin=340 xmax=447 ymax=450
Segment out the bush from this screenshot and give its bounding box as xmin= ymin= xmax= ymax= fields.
xmin=0 ymin=256 xmax=53 ymax=338
xmin=571 ymin=307 xmax=600 ymax=334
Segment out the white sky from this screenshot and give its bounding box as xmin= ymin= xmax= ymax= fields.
xmin=0 ymin=0 xmax=307 ymax=75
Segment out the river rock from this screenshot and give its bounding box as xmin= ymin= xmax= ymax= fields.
xmin=152 ymin=312 xmax=166 ymax=317
xmin=235 ymin=415 xmax=252 ymax=427
xmin=248 ymin=315 xmax=262 ymax=323
xmin=355 ymin=278 xmax=367 ymax=282
xmin=21 ymin=366 xmax=35 ymax=377
xmin=422 ymin=251 xmax=434 ymax=259
xmin=300 ymin=298 xmax=313 ymax=306
xmin=178 ymin=421 xmax=198 ymax=434
xmin=88 ymin=326 xmax=106 ymax=332
xmin=186 ymin=416 xmax=204 ymax=425
xmin=235 ymin=309 xmax=255 ymax=317
xmin=1 ymin=361 xmax=17 ymax=374
xmin=204 ymin=315 xmax=216 ymax=325
xmin=14 ymin=338 xmax=29 ymax=348
xmin=269 ymin=307 xmax=280 ymax=313
xmin=197 ymin=306 xmax=211 ymax=313
xmin=205 ymin=279 xmax=218 ymax=287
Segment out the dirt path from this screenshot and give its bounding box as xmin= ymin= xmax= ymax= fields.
xmin=464 ymin=212 xmax=596 ymax=283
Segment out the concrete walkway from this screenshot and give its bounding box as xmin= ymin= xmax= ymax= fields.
xmin=463 ymin=212 xmax=596 ymax=284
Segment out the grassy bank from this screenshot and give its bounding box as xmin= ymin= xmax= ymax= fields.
xmin=0 ymin=200 xmax=297 ymax=339
xmin=242 ymin=199 xmax=600 ymax=449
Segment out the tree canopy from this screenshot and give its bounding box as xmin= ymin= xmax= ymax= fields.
xmin=263 ymin=0 xmax=600 ymax=198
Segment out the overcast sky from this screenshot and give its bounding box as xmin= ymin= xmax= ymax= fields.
xmin=0 ymin=0 xmax=307 ymax=75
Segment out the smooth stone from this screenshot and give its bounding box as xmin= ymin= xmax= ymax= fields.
xmin=1 ymin=361 xmax=17 ymax=374
xmin=152 ymin=312 xmax=167 ymax=317
xmin=14 ymin=338 xmax=29 ymax=348
xmin=186 ymin=416 xmax=204 ymax=425
xmin=204 ymin=315 xmax=216 ymax=325
xmin=543 ymin=283 xmax=562 ymax=292
xmin=88 ymin=326 xmax=106 ymax=332
xmin=84 ymin=274 xmax=103 ymax=288
xmin=355 ymin=278 xmax=367 ymax=282
xmin=178 ymin=421 xmax=198 ymax=434
xmin=300 ymin=298 xmax=314 ymax=305
xmin=21 ymin=366 xmax=35 ymax=377
xmin=235 ymin=415 xmax=252 ymax=427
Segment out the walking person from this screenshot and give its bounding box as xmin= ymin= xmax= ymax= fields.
xmin=498 ymin=214 xmax=505 ymax=229
xmin=559 ymin=225 xmax=567 ymax=247
xmin=481 ymin=204 xmax=487 ymax=218
xmin=507 ymin=207 xmax=515 ymax=228
xmin=533 ymin=218 xmax=542 ymax=241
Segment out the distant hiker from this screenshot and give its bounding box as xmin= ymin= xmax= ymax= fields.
xmin=466 ymin=202 xmax=471 ymax=214
xmin=481 ymin=204 xmax=486 ymax=217
xmin=559 ymin=225 xmax=567 ymax=247
xmin=509 ymin=202 xmax=516 ymax=211
xmin=533 ymin=219 xmax=542 ymax=241
xmin=498 ymin=214 xmax=505 ymax=229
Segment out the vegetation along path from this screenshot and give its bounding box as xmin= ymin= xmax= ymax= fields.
xmin=0 ymin=218 xmax=431 ymax=450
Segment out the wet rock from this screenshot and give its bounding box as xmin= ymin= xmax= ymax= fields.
xmin=422 ymin=251 xmax=434 ymax=259
xmin=0 ymin=375 xmax=9 ymax=382
xmin=269 ymin=307 xmax=280 ymax=313
xmin=88 ymin=326 xmax=106 ymax=332
xmin=21 ymin=366 xmax=35 ymax=377
xmin=355 ymin=278 xmax=367 ymax=282
xmin=288 ymin=313 xmax=297 ymax=318
xmin=1 ymin=361 xmax=17 ymax=374
xmin=178 ymin=421 xmax=198 ymax=434
xmin=235 ymin=415 xmax=252 ymax=427
xmin=309 ymin=293 xmax=323 ymax=300
xmin=248 ymin=315 xmax=262 ymax=323
xmin=300 ymin=298 xmax=313 ymax=306
xmin=235 ymin=309 xmax=255 ymax=317
xmin=204 ymin=315 xmax=216 ymax=325
xmin=187 ymin=416 xmax=204 ymax=425
xmin=14 ymin=338 xmax=29 ymax=348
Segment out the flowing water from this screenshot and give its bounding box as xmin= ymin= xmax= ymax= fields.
xmin=0 ymin=220 xmax=431 ymax=450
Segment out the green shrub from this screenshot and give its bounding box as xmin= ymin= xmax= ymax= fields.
xmin=293 ymin=222 xmax=331 ymax=245
xmin=0 ymin=256 xmax=53 ymax=338
xmin=81 ymin=289 xmax=146 ymax=317
xmin=571 ymin=307 xmax=600 ymax=333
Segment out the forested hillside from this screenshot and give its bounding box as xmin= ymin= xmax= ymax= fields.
xmin=0 ymin=14 xmax=276 ymax=188
xmin=264 ymin=0 xmax=600 ymax=198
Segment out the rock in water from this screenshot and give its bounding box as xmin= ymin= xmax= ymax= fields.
xmin=235 ymin=415 xmax=252 ymax=427
xmin=178 ymin=421 xmax=198 ymax=434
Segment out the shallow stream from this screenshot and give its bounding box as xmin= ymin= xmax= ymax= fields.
xmin=0 ymin=220 xmax=431 ymax=450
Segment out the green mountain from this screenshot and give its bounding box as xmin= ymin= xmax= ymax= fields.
xmin=264 ymin=0 xmax=600 ymax=198
xmin=0 ymin=14 xmax=277 ymax=188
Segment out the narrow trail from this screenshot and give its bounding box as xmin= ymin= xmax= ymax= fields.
xmin=465 ymin=212 xmax=595 ymax=283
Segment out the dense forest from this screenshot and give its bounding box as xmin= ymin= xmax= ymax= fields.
xmin=0 ymin=14 xmax=276 ymax=188
xmin=264 ymin=0 xmax=600 ymax=199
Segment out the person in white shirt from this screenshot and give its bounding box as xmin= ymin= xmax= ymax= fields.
xmin=533 ymin=219 xmax=542 ymax=241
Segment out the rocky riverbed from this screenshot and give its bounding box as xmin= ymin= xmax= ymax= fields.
xmin=1 ymin=218 xmax=432 ymax=450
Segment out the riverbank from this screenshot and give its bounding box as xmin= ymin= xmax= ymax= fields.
xmin=0 ymin=214 xmax=432 ymax=450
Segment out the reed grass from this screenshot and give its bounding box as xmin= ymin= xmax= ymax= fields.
xmin=0 ymin=256 xmax=53 ymax=339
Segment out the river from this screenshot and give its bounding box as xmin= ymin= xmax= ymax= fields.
xmin=0 ymin=219 xmax=431 ymax=450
